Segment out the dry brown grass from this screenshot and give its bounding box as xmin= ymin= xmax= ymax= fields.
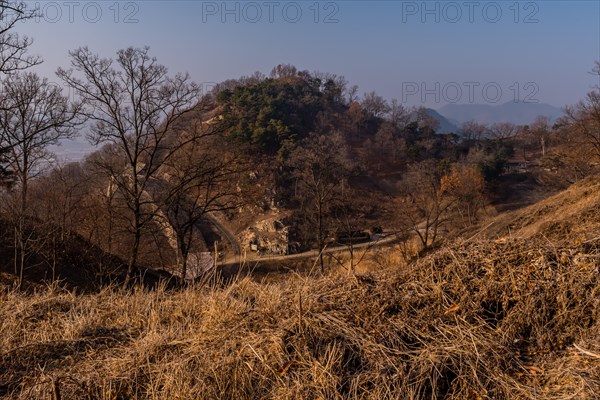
xmin=1 ymin=231 xmax=599 ymax=399
xmin=482 ymin=174 xmax=600 ymax=243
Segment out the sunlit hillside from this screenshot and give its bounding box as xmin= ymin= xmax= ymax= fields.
xmin=2 ymin=176 xmax=600 ymax=399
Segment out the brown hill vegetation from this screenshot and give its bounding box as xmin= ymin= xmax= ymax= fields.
xmin=1 ymin=176 xmax=599 ymax=399
xmin=482 ymin=174 xmax=600 ymax=242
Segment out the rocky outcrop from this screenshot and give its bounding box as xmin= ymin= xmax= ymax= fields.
xmin=240 ymin=216 xmax=289 ymax=255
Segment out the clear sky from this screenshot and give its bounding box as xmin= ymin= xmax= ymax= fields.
xmin=17 ymin=0 xmax=600 ymax=109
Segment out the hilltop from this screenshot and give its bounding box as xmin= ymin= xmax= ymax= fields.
xmin=1 ymin=64 xmax=592 ymax=289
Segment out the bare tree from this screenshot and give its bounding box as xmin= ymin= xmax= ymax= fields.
xmin=0 ymin=1 xmax=42 ymax=185
xmin=58 ymin=47 xmax=200 ymax=286
xmin=543 ymin=63 xmax=600 ymax=180
xmin=361 ymin=91 xmax=390 ymax=118
xmin=489 ymin=122 xmax=519 ymax=141
xmin=527 ymin=115 xmax=551 ymax=156
xmin=155 ymin=124 xmax=241 ymax=281
xmin=345 ymin=84 xmax=359 ymax=105
xmin=388 ymin=98 xmax=409 ymax=128
xmin=400 ymin=160 xmax=452 ymax=253
xmin=0 ymin=72 xmax=80 ymax=210
xmin=80 ymin=146 xmax=130 ymax=276
xmin=29 ymin=162 xmax=89 ymax=281
xmin=370 ymin=121 xmax=402 ymax=166
xmin=0 ymin=72 xmax=80 ymax=288
xmin=564 ymin=90 xmax=600 ymax=162
xmin=0 ymin=1 xmax=41 ymax=75
xmin=460 ymin=121 xmax=488 ymax=143
xmin=346 ymin=102 xmax=367 ymax=135
xmin=270 ymin=64 xmax=298 ymax=79
xmin=311 ymin=71 xmax=347 ymax=104
xmin=288 ymin=132 xmax=353 ymax=272
xmin=440 ymin=164 xmax=486 ymax=227
xmin=332 ymin=186 xmax=371 ymax=276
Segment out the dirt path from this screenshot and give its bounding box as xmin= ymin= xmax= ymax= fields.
xmin=220 ymin=233 xmax=400 ymax=266
xmin=205 ymin=213 xmax=241 ymax=255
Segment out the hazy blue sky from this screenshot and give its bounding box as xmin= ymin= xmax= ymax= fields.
xmin=18 ymin=1 xmax=600 ymax=109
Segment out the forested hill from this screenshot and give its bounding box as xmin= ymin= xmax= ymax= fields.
xmin=3 ymin=61 xmax=595 ymax=290
xmin=211 ymin=66 xmax=356 ymax=161
xmin=216 ymin=71 xmax=339 ymax=156
xmin=207 ymin=65 xmax=461 ymax=164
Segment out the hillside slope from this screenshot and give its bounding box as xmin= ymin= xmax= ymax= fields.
xmin=1 ymin=177 xmax=599 ymax=399
xmin=481 ymin=174 xmax=600 ymax=242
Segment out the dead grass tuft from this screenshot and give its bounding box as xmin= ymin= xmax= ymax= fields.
xmin=1 ymin=235 xmax=599 ymax=399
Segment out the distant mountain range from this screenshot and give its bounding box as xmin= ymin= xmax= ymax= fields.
xmin=423 ymin=109 xmax=461 ymax=134
xmin=435 ymin=102 xmax=564 ymax=129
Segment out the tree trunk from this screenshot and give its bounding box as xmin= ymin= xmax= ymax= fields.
xmin=17 ymin=170 xmax=28 ymax=290
xmin=18 ymin=229 xmax=25 ymax=291
xmin=125 ymin=212 xmax=141 ymax=288
xmin=124 ymin=174 xmax=142 ymax=287
xmin=348 ymin=241 xmax=355 ymax=276
xmin=52 ymin=232 xmax=57 ymax=282
xmin=179 ymin=232 xmax=189 ymax=283
xmin=317 ymin=202 xmax=325 ymax=273
xmin=13 ymin=227 xmax=18 ymax=276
